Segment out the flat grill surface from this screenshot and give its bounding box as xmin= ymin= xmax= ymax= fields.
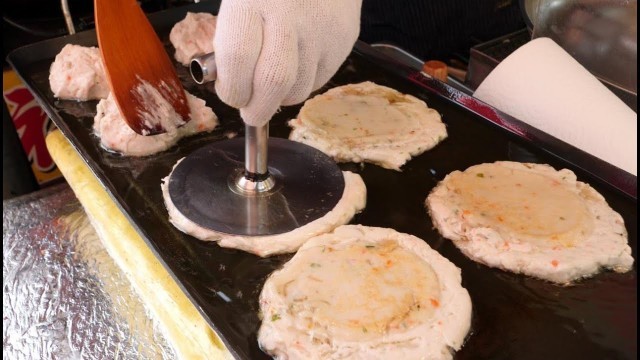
xmin=8 ymin=2 xmax=637 ymax=359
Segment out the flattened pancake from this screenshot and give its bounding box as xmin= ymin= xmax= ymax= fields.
xmin=289 ymin=82 xmax=447 ymax=171
xmin=258 ymin=225 xmax=472 ymax=359
xmin=161 ymin=171 xmax=366 ymax=257
xmin=426 ymin=161 xmax=634 ymax=284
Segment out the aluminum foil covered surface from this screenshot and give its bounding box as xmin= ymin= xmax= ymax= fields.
xmin=3 ymin=184 xmax=176 ymax=360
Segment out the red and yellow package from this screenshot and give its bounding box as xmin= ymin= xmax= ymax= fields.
xmin=3 ymin=69 xmax=62 ymax=185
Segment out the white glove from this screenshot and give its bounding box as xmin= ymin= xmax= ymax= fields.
xmin=214 ymin=0 xmax=363 ymax=127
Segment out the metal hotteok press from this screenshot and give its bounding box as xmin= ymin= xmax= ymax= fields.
xmin=167 ymin=53 xmax=345 ymax=236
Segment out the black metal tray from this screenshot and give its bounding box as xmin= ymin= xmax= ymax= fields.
xmin=8 ymin=1 xmax=637 ymax=359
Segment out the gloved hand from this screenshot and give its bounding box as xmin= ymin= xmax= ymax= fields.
xmin=214 ymin=0 xmax=363 ymax=127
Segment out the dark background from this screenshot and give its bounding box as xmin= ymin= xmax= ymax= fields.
xmin=3 ymin=0 xmax=526 ymax=68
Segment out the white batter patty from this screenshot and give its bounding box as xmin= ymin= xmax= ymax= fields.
xmin=49 ymin=44 xmax=110 ymax=101
xmin=161 ymin=170 xmax=366 ymax=257
xmin=169 ymin=12 xmax=217 ymax=66
xmin=289 ymin=81 xmax=447 ymax=171
xmin=426 ymin=161 xmax=634 ymax=284
xmin=258 ymin=225 xmax=472 ymax=360
xmin=93 ymin=91 xmax=218 ymax=156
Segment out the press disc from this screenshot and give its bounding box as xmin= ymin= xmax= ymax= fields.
xmin=168 ymin=138 xmax=345 ymax=236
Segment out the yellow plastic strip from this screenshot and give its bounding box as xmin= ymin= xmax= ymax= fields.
xmin=46 ymin=130 xmax=232 ymax=360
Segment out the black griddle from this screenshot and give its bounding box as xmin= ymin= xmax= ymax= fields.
xmin=7 ymin=1 xmax=637 ymax=359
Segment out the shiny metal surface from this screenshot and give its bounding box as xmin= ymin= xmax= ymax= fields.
xmin=60 ymin=0 xmax=75 ymax=35
xmin=370 ymin=43 xmax=425 ymax=69
xmin=234 ymin=171 xmax=276 ymax=194
xmin=190 ymin=52 xmax=217 ymax=84
xmin=530 ymin=0 xmax=637 ymax=95
xmin=235 ymin=125 xmax=276 ymax=195
xmin=520 ymin=0 xmax=542 ymax=29
xmin=168 ymin=138 xmax=345 ymax=236
xmin=244 ymin=124 xmax=269 ymax=178
xmin=3 ymin=184 xmax=176 ymax=360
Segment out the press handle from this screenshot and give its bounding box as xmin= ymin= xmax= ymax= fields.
xmin=190 ymin=52 xmax=217 ymax=84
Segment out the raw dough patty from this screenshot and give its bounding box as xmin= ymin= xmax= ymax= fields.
xmin=258 ymin=225 xmax=472 ymax=360
xmin=94 ymin=91 xmax=218 ymax=156
xmin=289 ymin=81 xmax=447 ymax=171
xmin=49 ymin=44 xmax=110 ymax=101
xmin=49 ymin=44 xmax=217 ymax=156
xmin=161 ymin=170 xmax=366 ymax=257
xmin=169 ymin=12 xmax=217 ymax=66
xmin=426 ymin=161 xmax=634 ymax=284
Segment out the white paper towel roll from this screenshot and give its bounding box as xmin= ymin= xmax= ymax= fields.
xmin=474 ymin=37 xmax=637 ymax=176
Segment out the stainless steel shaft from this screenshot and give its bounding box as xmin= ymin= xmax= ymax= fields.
xmin=234 ymin=125 xmax=275 ymax=193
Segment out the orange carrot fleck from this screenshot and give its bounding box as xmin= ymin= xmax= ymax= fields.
xmin=386 ymin=259 xmax=393 ymax=267
xmin=462 ymin=210 xmax=471 ymax=215
xmin=551 ymin=260 xmax=559 ymax=267
xmin=430 ymin=298 xmax=440 ymax=307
